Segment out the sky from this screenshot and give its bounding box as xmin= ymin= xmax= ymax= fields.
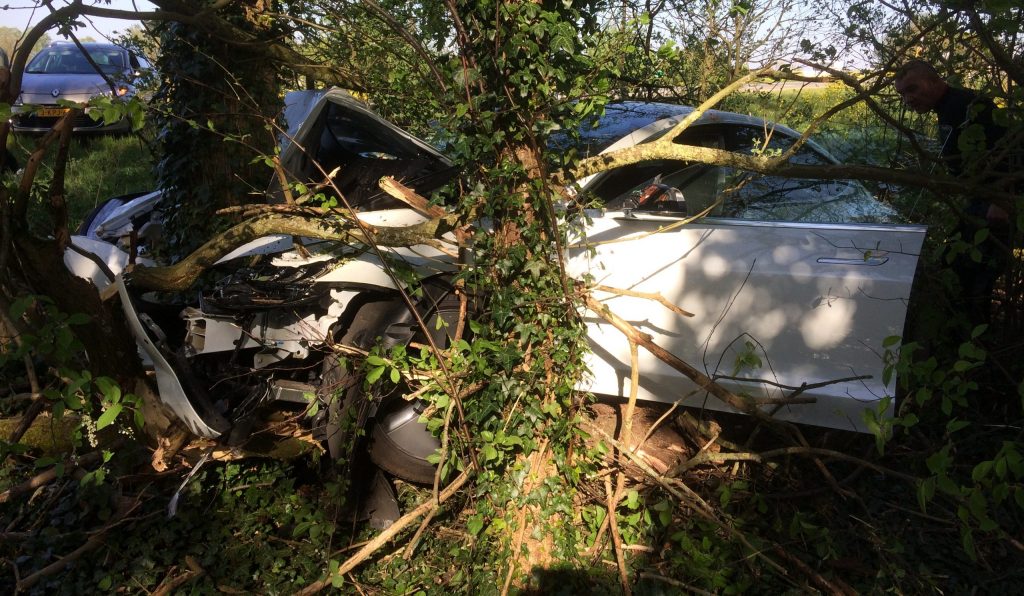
xmin=2 ymin=0 xmax=156 ymax=43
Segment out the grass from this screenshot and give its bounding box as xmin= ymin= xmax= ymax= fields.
xmin=8 ymin=133 xmax=155 ymax=231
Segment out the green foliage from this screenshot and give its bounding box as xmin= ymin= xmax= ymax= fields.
xmin=1 ymin=296 xmax=140 ymax=455
xmin=0 ymin=460 xmax=355 ymax=594
xmin=877 ymin=327 xmax=1024 ymax=563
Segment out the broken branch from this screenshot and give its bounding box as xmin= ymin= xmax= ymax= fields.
xmin=583 ymin=293 xmax=771 ymax=423
xmin=296 ymin=471 xmax=471 ymax=594
xmin=379 ymin=177 xmax=447 ymax=219
xmin=592 ymin=284 xmax=694 ymax=318
xmin=128 ymin=213 xmax=448 ymax=292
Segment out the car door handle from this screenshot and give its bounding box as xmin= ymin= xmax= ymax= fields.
xmin=817 ymin=256 xmax=889 ymax=266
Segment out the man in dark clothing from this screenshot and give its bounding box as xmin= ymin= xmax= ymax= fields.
xmin=894 ymin=59 xmax=1012 ymax=326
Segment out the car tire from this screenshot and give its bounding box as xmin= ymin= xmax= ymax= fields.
xmin=367 ymin=288 xmax=466 ymax=484
xmin=318 ymin=294 xmax=407 ymax=464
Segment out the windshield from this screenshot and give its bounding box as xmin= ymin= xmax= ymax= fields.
xmin=26 ymin=47 xmax=127 ymax=75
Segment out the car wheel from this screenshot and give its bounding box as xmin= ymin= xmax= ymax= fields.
xmin=318 ymin=294 xmax=408 ymax=464
xmin=368 ymin=288 xmax=466 ymax=484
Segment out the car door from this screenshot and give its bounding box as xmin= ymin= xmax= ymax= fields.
xmin=569 ymin=123 xmax=926 ymax=432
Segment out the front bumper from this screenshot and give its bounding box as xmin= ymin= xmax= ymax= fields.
xmin=10 ymin=105 xmax=132 ymax=134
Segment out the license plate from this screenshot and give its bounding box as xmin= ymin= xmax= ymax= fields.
xmin=37 ymin=107 xmax=70 ymax=117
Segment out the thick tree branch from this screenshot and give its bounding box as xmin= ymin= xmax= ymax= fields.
xmin=127 ymin=212 xmax=449 ymax=292
xmin=574 ymin=140 xmax=1013 ymax=202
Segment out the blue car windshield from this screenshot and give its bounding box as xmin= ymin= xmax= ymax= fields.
xmin=26 ymin=48 xmax=126 ymax=75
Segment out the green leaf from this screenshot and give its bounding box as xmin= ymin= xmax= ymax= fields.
xmin=389 ymin=367 xmax=401 ymax=384
xmin=961 ymin=528 xmax=977 ymax=561
xmin=882 ymin=335 xmax=901 ymax=348
xmin=972 ymin=461 xmax=993 ymax=482
xmin=946 ymin=419 xmax=970 ymax=434
xmin=95 ymin=404 xmax=123 ymax=430
xmin=94 ymin=377 xmax=122 ymax=404
xmin=482 ymin=444 xmax=498 ymax=461
xmin=467 ymin=515 xmax=484 ymax=536
xmin=626 ymin=489 xmax=639 ymax=510
xmin=918 ymin=477 xmax=936 ymax=511
xmin=366 ymin=355 xmax=385 ymax=366
xmin=66 ymin=313 xmax=91 ymax=326
xmin=366 ymin=366 xmax=385 ymax=384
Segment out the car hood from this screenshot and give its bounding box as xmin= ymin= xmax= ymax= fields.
xmin=19 ymin=73 xmax=115 ymax=103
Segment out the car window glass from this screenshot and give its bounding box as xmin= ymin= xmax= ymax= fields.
xmin=312 ymin=102 xmax=452 ymax=209
xmin=25 ymin=47 xmax=126 ymax=75
xmin=87 ymin=50 xmax=126 ymax=74
xmin=716 ymin=125 xmax=898 ymax=223
xmin=585 ymin=121 xmax=899 ymax=223
xmin=585 ymin=126 xmax=720 ymax=206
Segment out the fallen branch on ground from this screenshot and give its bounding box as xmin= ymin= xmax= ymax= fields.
xmin=0 ymin=451 xmax=104 ymax=504
xmin=296 ymin=471 xmax=471 ymax=595
xmin=15 ymin=492 xmax=143 ymax=591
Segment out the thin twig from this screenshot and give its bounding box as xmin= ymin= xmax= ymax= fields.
xmin=583 ymin=293 xmax=773 ymax=424
xmin=771 ymin=544 xmax=856 ymax=596
xmin=672 ymin=446 xmax=920 ymax=482
xmin=0 ymin=451 xmax=104 ymax=504
xmin=605 ymin=475 xmax=632 ymax=596
xmin=583 ymin=421 xmax=789 ymax=577
xmin=637 ymin=572 xmax=715 ymax=595
xmin=592 ymin=285 xmax=694 ymax=318
xmin=152 ymin=556 xmax=205 ymax=596
xmin=7 ymin=354 xmax=44 ymax=445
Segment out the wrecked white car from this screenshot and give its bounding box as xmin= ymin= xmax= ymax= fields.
xmin=564 ymin=102 xmax=924 ymax=433
xmin=64 ymin=91 xmax=925 ymax=489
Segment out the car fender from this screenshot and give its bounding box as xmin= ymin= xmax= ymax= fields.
xmin=115 ymin=275 xmax=229 ymax=438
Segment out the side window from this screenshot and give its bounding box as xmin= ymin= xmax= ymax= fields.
xmin=718 ymin=125 xmax=897 ymax=223
xmin=585 ymin=126 xmax=723 ymax=214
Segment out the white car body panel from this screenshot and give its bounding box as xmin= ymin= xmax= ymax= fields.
xmin=64 ymin=236 xmax=156 ymax=290
xmin=114 ymin=275 xmax=223 ymax=438
xmin=92 ymin=190 xmax=164 ymax=240
xmin=569 ymin=213 xmax=926 ymax=431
